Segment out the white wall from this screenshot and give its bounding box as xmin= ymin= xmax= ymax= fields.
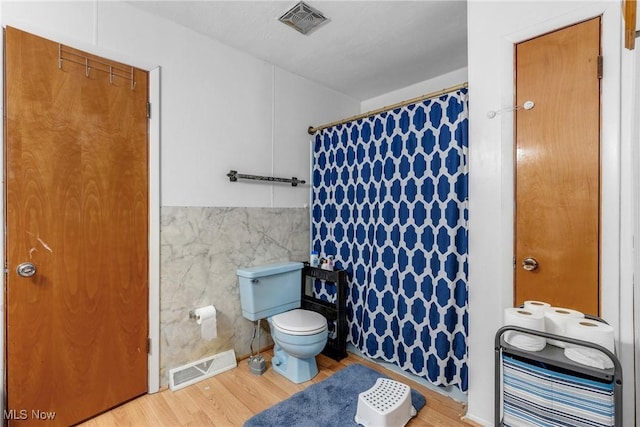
xmin=621 ymin=11 xmax=639 ymax=426
xmin=467 ymin=1 xmax=630 ymax=425
xmin=360 ymin=67 xmax=468 ymax=112
xmin=631 ymin=14 xmax=640 ymax=426
xmin=1 ymin=1 xmax=359 ymax=209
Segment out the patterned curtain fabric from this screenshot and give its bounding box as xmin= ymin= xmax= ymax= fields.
xmin=311 ymin=88 xmax=469 ymax=392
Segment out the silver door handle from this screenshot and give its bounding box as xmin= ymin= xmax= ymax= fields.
xmin=522 ymin=257 xmax=539 ymax=271
xmin=16 ymin=262 xmax=37 ymax=277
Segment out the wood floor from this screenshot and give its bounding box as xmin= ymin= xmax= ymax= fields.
xmin=81 ymin=351 xmax=475 ymax=426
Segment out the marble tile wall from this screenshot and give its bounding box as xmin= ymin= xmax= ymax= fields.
xmin=160 ymin=206 xmax=310 ymax=385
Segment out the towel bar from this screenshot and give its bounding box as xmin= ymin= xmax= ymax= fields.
xmin=226 ymin=170 xmax=305 ymax=186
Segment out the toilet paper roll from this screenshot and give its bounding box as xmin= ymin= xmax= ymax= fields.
xmin=523 ymin=300 xmax=551 ymax=314
xmin=194 ymin=305 xmax=217 ymax=341
xmin=544 ymin=307 xmax=585 ymax=348
xmin=503 ymin=308 xmax=546 ymax=352
xmin=563 ymin=319 xmax=616 ymax=369
xmin=564 ymin=318 xmax=615 ymax=353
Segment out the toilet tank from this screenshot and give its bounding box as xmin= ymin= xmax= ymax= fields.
xmin=237 ymin=261 xmax=304 ymax=321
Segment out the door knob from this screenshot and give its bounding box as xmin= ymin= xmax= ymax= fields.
xmin=16 ymin=262 xmax=37 ymax=278
xmin=522 ymin=257 xmax=539 ymax=271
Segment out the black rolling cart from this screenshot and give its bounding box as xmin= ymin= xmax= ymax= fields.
xmin=495 ymin=321 xmax=623 ymax=426
xmin=300 ymin=263 xmax=348 ymax=361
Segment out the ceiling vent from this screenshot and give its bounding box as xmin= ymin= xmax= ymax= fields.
xmin=278 ymin=1 xmax=328 ymax=35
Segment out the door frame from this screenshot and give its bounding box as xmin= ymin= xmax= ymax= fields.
xmin=497 ymin=5 xmax=619 ymax=334
xmin=0 ymin=27 xmax=161 ymax=415
xmin=494 ymin=3 xmax=632 ymax=423
xmin=513 ymin=17 xmax=602 ymax=313
xmin=629 ymin=23 xmax=640 ymax=426
xmin=148 ymin=66 xmax=161 ymax=395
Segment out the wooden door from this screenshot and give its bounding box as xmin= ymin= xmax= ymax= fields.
xmin=514 ymin=18 xmax=601 ymax=315
xmin=5 ymin=27 xmax=149 ymax=425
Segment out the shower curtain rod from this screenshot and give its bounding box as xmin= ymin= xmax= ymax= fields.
xmin=307 ymin=81 xmax=468 ymax=135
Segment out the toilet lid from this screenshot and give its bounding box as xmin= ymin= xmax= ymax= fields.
xmin=271 ymin=309 xmax=327 ymax=336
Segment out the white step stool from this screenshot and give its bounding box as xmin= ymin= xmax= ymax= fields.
xmin=355 ymin=377 xmax=417 ymax=427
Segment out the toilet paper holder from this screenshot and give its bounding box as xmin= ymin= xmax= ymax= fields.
xmin=189 ymin=305 xmax=218 ymax=341
xmin=189 ymin=306 xmax=216 ymax=321
xmin=189 ymin=309 xmax=212 ymax=321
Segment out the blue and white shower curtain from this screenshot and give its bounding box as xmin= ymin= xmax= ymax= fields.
xmin=311 ymin=88 xmax=468 ymax=392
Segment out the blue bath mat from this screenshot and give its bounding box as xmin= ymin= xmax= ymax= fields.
xmin=244 ymin=363 xmax=426 ymax=427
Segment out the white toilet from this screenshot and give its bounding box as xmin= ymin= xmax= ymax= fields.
xmin=237 ymin=261 xmax=328 ymax=383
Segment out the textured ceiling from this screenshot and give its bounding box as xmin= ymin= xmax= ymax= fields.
xmin=129 ymin=1 xmax=468 ymax=101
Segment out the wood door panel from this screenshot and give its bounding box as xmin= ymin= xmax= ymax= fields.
xmin=515 ymin=18 xmax=601 ymax=314
xmin=5 ymin=27 xmax=148 ymax=426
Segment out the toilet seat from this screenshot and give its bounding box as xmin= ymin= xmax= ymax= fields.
xmin=271 ymin=309 xmax=327 ymax=336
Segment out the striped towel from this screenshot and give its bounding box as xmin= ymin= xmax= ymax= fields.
xmin=502 ymin=354 xmax=614 ymax=427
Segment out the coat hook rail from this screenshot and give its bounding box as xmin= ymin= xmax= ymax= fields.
xmin=58 ymin=44 xmax=136 ymax=90
xmin=227 ymin=170 xmax=305 ymax=187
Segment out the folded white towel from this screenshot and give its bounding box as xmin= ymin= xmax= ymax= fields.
xmin=505 ymin=331 xmax=546 ymax=352
xmin=564 ymin=347 xmax=614 ymax=369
